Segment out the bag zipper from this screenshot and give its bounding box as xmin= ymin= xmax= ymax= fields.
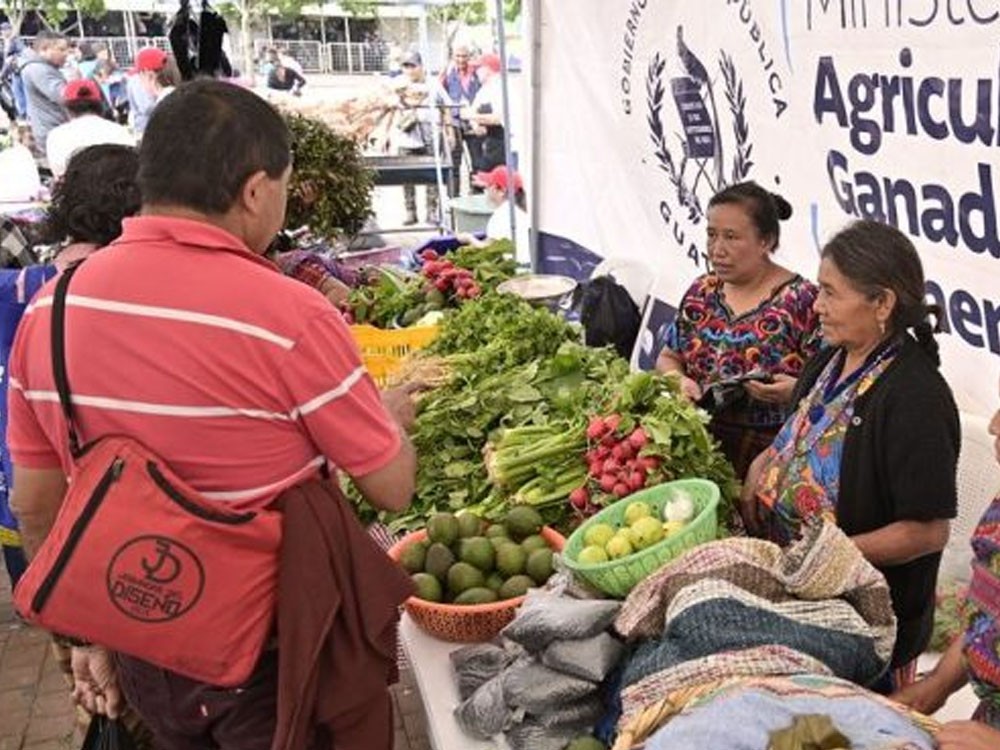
xmin=146 ymin=462 xmax=256 ymax=525
xmin=32 ymin=457 xmax=124 ymax=614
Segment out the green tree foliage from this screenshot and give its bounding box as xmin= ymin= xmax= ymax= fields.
xmin=2 ymin=0 xmax=106 ymax=32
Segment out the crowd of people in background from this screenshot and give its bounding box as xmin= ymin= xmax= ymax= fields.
xmin=0 ymin=27 xmax=182 ymax=163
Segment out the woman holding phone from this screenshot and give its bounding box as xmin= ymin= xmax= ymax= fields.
xmin=656 ymin=181 xmax=821 ymax=478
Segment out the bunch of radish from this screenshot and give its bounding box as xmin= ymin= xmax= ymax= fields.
xmin=568 ymin=414 xmax=661 ymax=514
xmin=420 ymin=251 xmax=481 ymax=300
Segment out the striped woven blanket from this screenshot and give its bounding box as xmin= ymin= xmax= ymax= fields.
xmin=614 ymin=521 xmax=897 ymax=734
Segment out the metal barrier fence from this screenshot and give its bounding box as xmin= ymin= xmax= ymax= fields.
xmin=253 ymin=39 xmax=326 ymax=73
xmin=20 ymin=35 xmax=442 ymax=76
xmin=20 ymin=35 xmax=172 ymax=68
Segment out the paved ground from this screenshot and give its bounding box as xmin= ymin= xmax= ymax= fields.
xmin=0 ymin=574 xmax=431 ymax=750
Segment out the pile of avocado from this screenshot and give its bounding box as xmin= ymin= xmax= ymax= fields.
xmin=399 ymin=507 xmax=556 ymax=605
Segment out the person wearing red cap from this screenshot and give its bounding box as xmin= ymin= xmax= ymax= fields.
xmin=464 ymin=51 xmax=507 ymax=174
xmin=45 ymin=78 xmax=134 ymax=178
xmin=134 ymin=47 xmax=179 ymax=103
xmin=126 ymin=47 xmax=180 ymax=135
xmin=462 ymin=165 xmax=530 ymax=265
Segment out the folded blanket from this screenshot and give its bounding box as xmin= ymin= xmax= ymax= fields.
xmin=613 ymin=522 xmax=897 ymax=738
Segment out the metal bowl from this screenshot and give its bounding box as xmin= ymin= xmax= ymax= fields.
xmin=497 ymin=274 xmax=578 ymax=310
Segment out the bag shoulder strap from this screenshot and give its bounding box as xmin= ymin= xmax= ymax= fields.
xmin=51 ymin=262 xmax=84 ymax=458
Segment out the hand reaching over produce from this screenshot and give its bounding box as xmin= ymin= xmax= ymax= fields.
xmin=381 ymin=383 xmax=423 ymax=430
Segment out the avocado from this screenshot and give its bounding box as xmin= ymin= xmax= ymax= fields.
xmin=504 ymin=506 xmax=543 ymax=540
xmin=453 ymin=587 xmax=499 ymax=605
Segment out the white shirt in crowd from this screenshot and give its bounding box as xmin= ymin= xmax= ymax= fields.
xmin=486 ymin=202 xmax=531 ymax=266
xmin=470 ymin=76 xmax=506 ymax=122
xmin=46 ymin=114 xmax=136 ymax=178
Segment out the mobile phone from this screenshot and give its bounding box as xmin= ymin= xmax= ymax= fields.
xmin=729 ymin=372 xmax=774 ymax=386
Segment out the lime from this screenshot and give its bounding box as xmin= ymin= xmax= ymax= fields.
xmin=605 ymin=534 xmax=633 ymax=560
xmin=577 ymin=545 xmax=609 ymax=565
xmin=630 ymin=516 xmax=665 ymax=550
xmin=623 ymin=501 xmax=652 ymax=527
xmin=583 ymin=523 xmax=616 ymax=549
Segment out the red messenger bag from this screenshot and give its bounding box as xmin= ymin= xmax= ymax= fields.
xmin=14 ymin=262 xmax=282 ymax=686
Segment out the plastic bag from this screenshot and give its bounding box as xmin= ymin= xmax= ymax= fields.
xmin=501 ymin=590 xmax=621 ymax=651
xmin=505 ymin=720 xmax=580 ymax=750
xmin=502 ymin=660 xmax=596 ymax=713
xmin=571 ymin=276 xmax=641 ymax=359
xmin=542 ymin=633 xmax=625 ymax=683
xmin=450 ymin=642 xmax=522 ymax=701
xmin=82 ymin=716 xmax=138 ymax=750
xmin=453 ymin=676 xmax=515 ymax=740
xmin=530 ymin=694 xmax=605 ymax=730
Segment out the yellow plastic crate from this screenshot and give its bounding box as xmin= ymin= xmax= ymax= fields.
xmin=350 ymin=324 xmax=439 ymax=387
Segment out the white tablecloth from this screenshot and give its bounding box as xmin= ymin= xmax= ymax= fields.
xmin=398 ymin=614 xmax=509 ymax=750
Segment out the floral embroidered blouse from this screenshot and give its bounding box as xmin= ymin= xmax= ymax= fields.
xmin=664 ymin=273 xmax=821 ymax=427
xmin=965 ymin=492 xmax=1000 ymax=726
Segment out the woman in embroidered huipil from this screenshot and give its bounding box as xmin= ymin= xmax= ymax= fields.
xmin=656 ymin=181 xmax=820 ymax=479
xmin=892 ymin=380 xmax=1000 ymax=749
xmin=742 ymin=220 xmax=959 ymax=693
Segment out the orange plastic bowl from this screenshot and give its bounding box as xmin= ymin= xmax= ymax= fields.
xmin=388 ymin=525 xmax=566 ymax=643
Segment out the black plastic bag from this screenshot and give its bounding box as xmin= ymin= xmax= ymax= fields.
xmin=571 ymin=276 xmax=641 ymax=359
xmin=82 ymin=716 xmax=138 ymax=750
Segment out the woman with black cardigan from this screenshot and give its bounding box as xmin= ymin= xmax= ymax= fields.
xmin=741 ymin=219 xmax=960 ymax=693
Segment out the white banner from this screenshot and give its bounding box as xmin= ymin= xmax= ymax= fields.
xmin=533 ymin=0 xmax=1000 ymax=417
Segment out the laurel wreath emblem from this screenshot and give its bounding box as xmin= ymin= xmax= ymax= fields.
xmin=720 ymin=51 xmax=753 ymax=182
xmin=646 ymin=48 xmax=754 ymax=220
xmin=646 ymin=53 xmax=702 ymax=222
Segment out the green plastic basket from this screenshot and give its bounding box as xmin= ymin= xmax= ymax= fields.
xmin=562 ymin=478 xmax=721 ymax=598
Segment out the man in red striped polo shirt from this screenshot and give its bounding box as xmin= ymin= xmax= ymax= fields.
xmin=7 ymin=80 xmax=415 ymax=748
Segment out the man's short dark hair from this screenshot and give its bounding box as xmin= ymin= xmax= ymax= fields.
xmin=34 ymin=30 xmax=65 ymax=50
xmin=138 ymin=80 xmax=291 ymax=215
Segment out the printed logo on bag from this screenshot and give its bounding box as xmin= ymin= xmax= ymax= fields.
xmin=106 ymin=535 xmax=205 ymax=622
xmin=619 ymin=3 xmax=788 ymax=271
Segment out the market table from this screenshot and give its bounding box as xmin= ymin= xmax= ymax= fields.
xmin=398 ymin=613 xmax=509 ymax=750
xmin=363 ymin=155 xmax=453 ymax=188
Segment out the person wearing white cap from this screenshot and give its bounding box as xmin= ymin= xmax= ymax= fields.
xmin=396 ymin=49 xmax=452 ymax=226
